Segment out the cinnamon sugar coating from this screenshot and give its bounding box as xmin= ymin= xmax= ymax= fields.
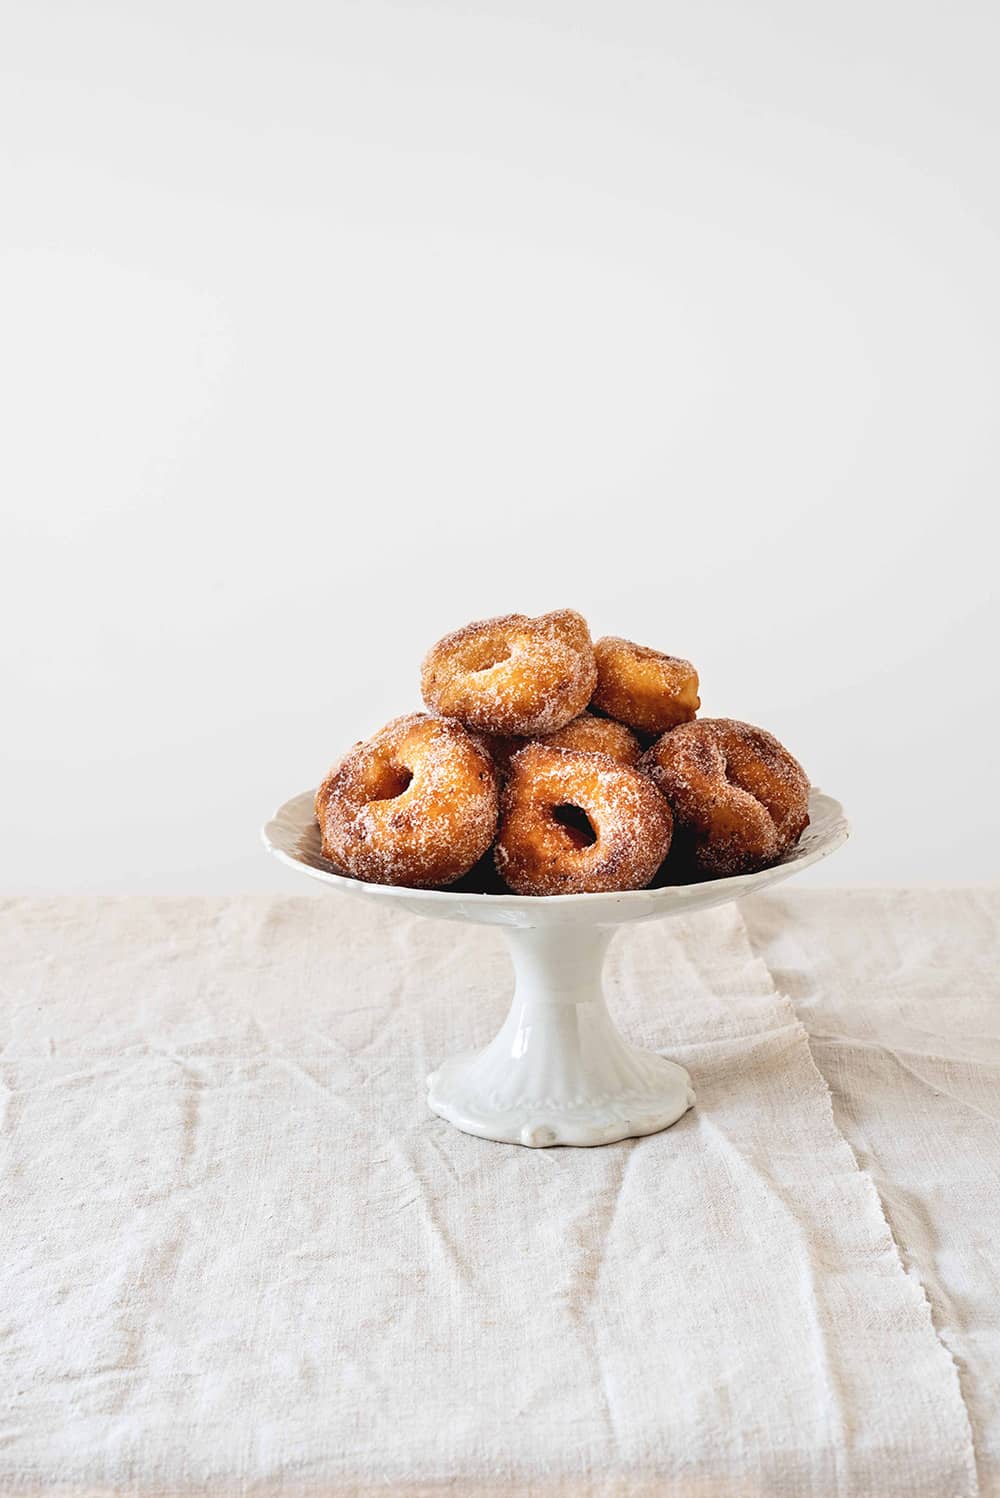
xmin=421 ymin=609 xmax=597 ymax=737
xmin=495 ymin=743 xmax=673 ymax=895
xmin=313 ymin=761 xmax=350 ymax=874
xmin=483 ymin=713 xmax=640 ymax=777
xmin=317 ymin=713 xmax=498 ymax=887
xmin=591 ymin=636 xmax=700 ymax=735
xmin=639 ymin=718 xmax=809 ymax=877
xmin=538 ymin=711 xmax=641 ymax=766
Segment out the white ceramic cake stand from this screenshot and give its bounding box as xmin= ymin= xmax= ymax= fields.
xmin=262 ymin=789 xmax=848 ymax=1148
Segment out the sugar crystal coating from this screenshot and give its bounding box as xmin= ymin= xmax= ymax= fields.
xmin=591 ymin=636 xmax=700 ymax=734
xmin=495 ymin=743 xmax=673 ymax=895
xmin=312 ymin=612 xmax=809 ymax=894
xmin=538 ymin=711 xmax=641 ymax=766
xmin=318 ymin=713 xmax=498 ymax=887
xmin=639 ymin=717 xmax=809 ymax=877
xmin=421 ymin=609 xmax=597 ymax=736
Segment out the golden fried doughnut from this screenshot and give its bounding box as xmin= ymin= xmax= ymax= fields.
xmin=639 ymin=718 xmax=809 ymax=877
xmin=317 ymin=713 xmax=498 ymax=887
xmin=591 ymin=636 xmax=700 ymax=734
xmin=483 ymin=714 xmax=640 ymax=776
xmin=314 ymin=756 xmax=351 ymax=873
xmin=538 ymin=711 xmax=640 ymax=765
xmin=314 ymin=772 xmax=336 ymax=825
xmin=421 ymin=609 xmax=597 ymax=737
xmin=495 ymin=743 xmax=673 ymax=895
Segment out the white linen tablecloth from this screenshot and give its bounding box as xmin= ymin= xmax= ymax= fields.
xmin=1 ymin=890 xmax=997 ymax=1496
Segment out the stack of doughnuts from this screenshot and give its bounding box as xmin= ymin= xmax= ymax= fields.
xmin=316 ymin=608 xmax=811 ymax=894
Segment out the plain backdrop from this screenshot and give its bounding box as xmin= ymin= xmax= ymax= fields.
xmin=1 ymin=0 xmax=998 ymax=894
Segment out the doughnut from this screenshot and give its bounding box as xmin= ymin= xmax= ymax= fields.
xmin=421 ymin=609 xmax=597 ymax=737
xmin=484 ymin=714 xmax=640 ymax=776
xmin=591 ymin=636 xmax=700 ymax=734
xmin=314 ymin=770 xmax=337 ymax=826
xmin=538 ymin=711 xmax=640 ymax=766
xmin=317 ymin=713 xmax=498 ymax=887
xmin=639 ymin=718 xmax=809 ymax=877
xmin=495 ymin=743 xmax=673 ymax=895
xmin=314 ymin=756 xmax=351 ymax=873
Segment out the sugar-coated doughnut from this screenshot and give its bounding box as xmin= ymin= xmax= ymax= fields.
xmin=639 ymin=718 xmax=809 ymax=877
xmin=317 ymin=713 xmax=498 ymax=887
xmin=314 ymin=770 xmax=337 ymax=826
xmin=591 ymin=636 xmax=700 ymax=734
xmin=421 ymin=609 xmax=597 ymax=737
xmin=484 ymin=713 xmax=641 ymax=777
xmin=495 ymin=743 xmax=673 ymax=895
xmin=314 ymin=757 xmax=350 ymax=873
xmin=538 ymin=711 xmax=641 ymax=766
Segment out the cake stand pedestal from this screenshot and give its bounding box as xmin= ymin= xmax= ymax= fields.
xmin=426 ymin=925 xmax=694 ymax=1147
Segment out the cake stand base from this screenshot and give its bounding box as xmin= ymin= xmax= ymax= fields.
xmin=426 ymin=925 xmax=695 ymax=1148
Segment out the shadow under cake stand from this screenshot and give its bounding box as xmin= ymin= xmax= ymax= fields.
xmin=262 ymin=789 xmax=848 ymax=1148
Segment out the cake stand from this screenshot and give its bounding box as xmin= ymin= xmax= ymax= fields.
xmin=262 ymin=789 xmax=848 ymax=1148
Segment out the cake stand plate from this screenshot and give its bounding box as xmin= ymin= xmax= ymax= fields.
xmin=262 ymin=788 xmax=848 ymax=1147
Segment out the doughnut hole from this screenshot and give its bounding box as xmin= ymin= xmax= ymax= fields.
xmin=430 ymin=629 xmax=514 ymax=684
xmin=551 ymin=802 xmax=598 ymax=849
xmin=465 ymin=639 xmax=512 ymax=673
xmin=362 ymin=756 xmax=415 ymax=803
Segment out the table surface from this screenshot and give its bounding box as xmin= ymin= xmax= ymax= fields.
xmin=1 ymin=889 xmax=998 ymax=1497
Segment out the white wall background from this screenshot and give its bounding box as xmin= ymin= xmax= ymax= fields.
xmin=2 ymin=0 xmax=998 ymax=894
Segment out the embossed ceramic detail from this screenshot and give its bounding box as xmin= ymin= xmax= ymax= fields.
xmin=262 ymin=788 xmax=849 ymax=1147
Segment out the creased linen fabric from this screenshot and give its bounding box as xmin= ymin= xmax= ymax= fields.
xmin=0 ymin=894 xmax=984 ymax=1496
xmin=742 ymin=886 xmax=1000 ymax=1496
